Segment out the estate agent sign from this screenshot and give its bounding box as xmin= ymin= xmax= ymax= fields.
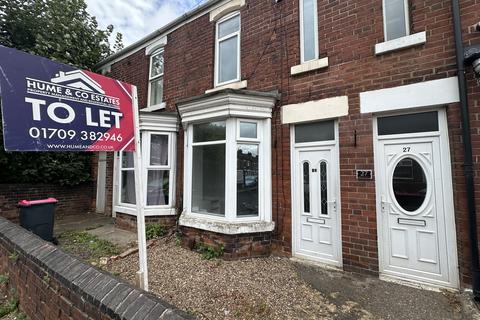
xmin=0 ymin=46 xmax=150 ymax=290
xmin=0 ymin=45 xmax=135 ymax=152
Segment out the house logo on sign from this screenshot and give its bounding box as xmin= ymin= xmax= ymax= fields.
xmin=51 ymin=70 xmax=105 ymax=94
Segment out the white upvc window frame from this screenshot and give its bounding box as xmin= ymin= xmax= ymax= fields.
xmin=184 ymin=117 xmax=270 ymax=223
xmin=142 ymin=132 xmax=175 ymax=208
xmin=214 ymin=11 xmax=241 ymax=87
xmin=118 ymin=152 xmax=135 ymax=206
xmin=382 ymin=0 xmax=410 ymax=42
xmin=147 ymin=49 xmax=165 ymax=109
xmin=299 ymin=0 xmax=319 ymax=64
xmin=114 ymin=130 xmax=177 ymax=216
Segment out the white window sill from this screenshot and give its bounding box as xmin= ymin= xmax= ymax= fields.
xmin=290 ymin=57 xmax=329 ymax=76
xmin=179 ymin=212 xmax=275 ymax=235
xmin=114 ymin=205 xmax=176 ymax=216
xmin=375 ymin=31 xmax=427 ymax=55
xmin=142 ymin=102 xmax=166 ymax=112
xmin=205 ymin=80 xmax=247 ymax=94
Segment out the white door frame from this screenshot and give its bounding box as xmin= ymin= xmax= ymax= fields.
xmin=290 ymin=121 xmax=343 ymax=267
xmin=373 ymin=107 xmax=459 ymax=289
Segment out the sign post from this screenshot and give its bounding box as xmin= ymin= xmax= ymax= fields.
xmin=131 ymin=86 xmax=148 ymax=290
xmin=0 ymin=45 xmax=149 ymax=290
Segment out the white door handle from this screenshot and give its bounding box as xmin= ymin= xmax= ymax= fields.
xmin=328 ymin=199 xmax=337 ymax=212
xmin=381 ymin=195 xmax=390 ymax=213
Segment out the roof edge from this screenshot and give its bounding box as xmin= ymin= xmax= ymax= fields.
xmin=95 ymin=0 xmax=223 ymax=70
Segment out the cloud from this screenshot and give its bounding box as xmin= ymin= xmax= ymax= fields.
xmin=85 ymin=0 xmax=204 ymax=47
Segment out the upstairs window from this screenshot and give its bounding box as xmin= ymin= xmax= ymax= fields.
xmin=383 ymin=0 xmax=409 ymax=41
xmin=215 ymin=12 xmax=240 ymax=86
xmin=300 ymin=0 xmax=319 ymax=63
xmin=149 ymin=49 xmax=164 ymax=107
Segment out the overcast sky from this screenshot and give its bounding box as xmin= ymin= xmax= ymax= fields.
xmin=85 ymin=0 xmax=205 ymax=47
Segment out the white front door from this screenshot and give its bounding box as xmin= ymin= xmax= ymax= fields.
xmin=375 ymin=110 xmax=458 ymax=288
xmin=293 ymin=145 xmax=341 ymax=266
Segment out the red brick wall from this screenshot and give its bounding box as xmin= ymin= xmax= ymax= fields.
xmin=0 ymin=217 xmax=189 ymax=320
xmin=105 ymin=0 xmax=480 ymax=285
xmin=0 ymin=183 xmax=94 ymax=222
xmin=115 ymin=212 xmax=176 ymax=232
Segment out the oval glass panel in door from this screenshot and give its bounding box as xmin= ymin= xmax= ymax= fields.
xmin=392 ymin=157 xmax=427 ymax=212
xmin=320 ymin=161 xmax=328 ymax=215
xmin=303 ymin=162 xmax=310 ymax=213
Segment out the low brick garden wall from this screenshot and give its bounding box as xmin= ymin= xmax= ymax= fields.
xmin=0 ymin=217 xmax=192 ymax=320
xmin=0 ymin=183 xmax=94 ymax=222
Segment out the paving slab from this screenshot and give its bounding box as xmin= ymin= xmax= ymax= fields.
xmin=87 ymin=224 xmax=137 ymax=249
xmin=294 ymin=261 xmax=480 ymax=320
xmin=54 ymin=213 xmax=136 ymax=250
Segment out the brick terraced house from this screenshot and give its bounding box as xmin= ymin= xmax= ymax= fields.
xmin=94 ymin=0 xmax=480 ymax=292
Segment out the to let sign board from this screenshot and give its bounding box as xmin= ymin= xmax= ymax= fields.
xmin=0 ymin=45 xmax=135 ymax=152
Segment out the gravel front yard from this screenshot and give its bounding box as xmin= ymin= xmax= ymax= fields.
xmin=106 ymin=237 xmax=346 ymax=320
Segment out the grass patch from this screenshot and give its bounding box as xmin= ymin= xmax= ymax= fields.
xmin=145 ymin=224 xmax=167 ymax=240
xmin=58 ymin=231 xmax=120 ymax=264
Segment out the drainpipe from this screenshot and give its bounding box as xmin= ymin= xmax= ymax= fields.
xmin=451 ymin=0 xmax=480 ymax=299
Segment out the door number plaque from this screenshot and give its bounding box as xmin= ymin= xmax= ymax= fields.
xmin=356 ymin=170 xmax=373 ymax=180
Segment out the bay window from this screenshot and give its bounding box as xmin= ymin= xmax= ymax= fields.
xmin=114 ymin=113 xmax=178 ymax=216
xmin=178 ymin=90 xmax=277 ymax=234
xmin=185 ymin=118 xmax=268 ymax=222
xmin=215 ymin=12 xmax=241 ymax=86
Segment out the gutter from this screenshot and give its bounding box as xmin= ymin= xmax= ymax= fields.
xmin=451 ymin=0 xmax=480 ymax=299
xmin=94 ymin=0 xmax=223 ymax=70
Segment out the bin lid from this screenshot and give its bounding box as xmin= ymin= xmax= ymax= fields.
xmin=18 ymin=198 xmax=58 ymax=207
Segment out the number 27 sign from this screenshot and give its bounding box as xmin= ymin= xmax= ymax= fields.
xmin=0 ymin=45 xmax=135 ymax=152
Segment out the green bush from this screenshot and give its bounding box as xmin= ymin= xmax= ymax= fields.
xmin=145 ymin=224 xmax=167 ymax=240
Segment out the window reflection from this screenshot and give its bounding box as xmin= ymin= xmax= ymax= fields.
xmin=237 ymin=144 xmax=259 ymax=216
xmin=392 ymin=158 xmax=427 ymax=212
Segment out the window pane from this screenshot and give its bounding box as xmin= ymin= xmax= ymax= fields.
xmin=150 ymin=135 xmax=168 ymax=166
xmin=192 ymin=144 xmax=226 ymax=215
xmin=147 ymin=170 xmax=169 ymax=206
xmin=377 ymin=112 xmax=438 ymax=135
xmin=218 ymin=15 xmax=240 ymax=38
xmin=320 ymin=161 xmax=328 ymax=215
xmin=295 ymin=120 xmax=335 ymax=143
xmin=303 ymin=162 xmax=310 ymax=213
xmin=393 ymin=158 xmax=427 ymax=212
xmin=193 ymin=121 xmax=226 ymax=142
xmin=239 ymin=122 xmax=257 ymax=139
xmin=150 ymin=51 xmax=164 ymax=77
xmin=385 ymin=0 xmax=407 ymax=40
xmin=122 ymin=152 xmax=134 ymax=168
xmin=121 ymin=171 xmax=136 ymax=204
xmin=237 ymin=144 xmax=259 ymax=216
xmin=302 ymin=0 xmax=317 ymax=62
xmin=218 ymin=36 xmax=238 ymax=83
xmin=149 ymin=78 xmax=163 ymax=106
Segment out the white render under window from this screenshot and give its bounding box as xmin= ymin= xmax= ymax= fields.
xmin=114 ymin=113 xmax=178 ymax=216
xmin=177 ymin=90 xmax=277 ymax=234
xmin=215 ymin=12 xmax=241 ymax=86
xmin=383 ymin=0 xmax=409 ymax=41
xmin=300 ymin=0 xmax=319 ymax=63
xmin=148 ymin=49 xmax=164 ymax=108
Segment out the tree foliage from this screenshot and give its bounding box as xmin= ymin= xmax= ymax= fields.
xmin=0 ymin=0 xmax=123 ymax=185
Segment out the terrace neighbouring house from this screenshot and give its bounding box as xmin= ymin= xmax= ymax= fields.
xmin=92 ymin=0 xmax=480 ymax=293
